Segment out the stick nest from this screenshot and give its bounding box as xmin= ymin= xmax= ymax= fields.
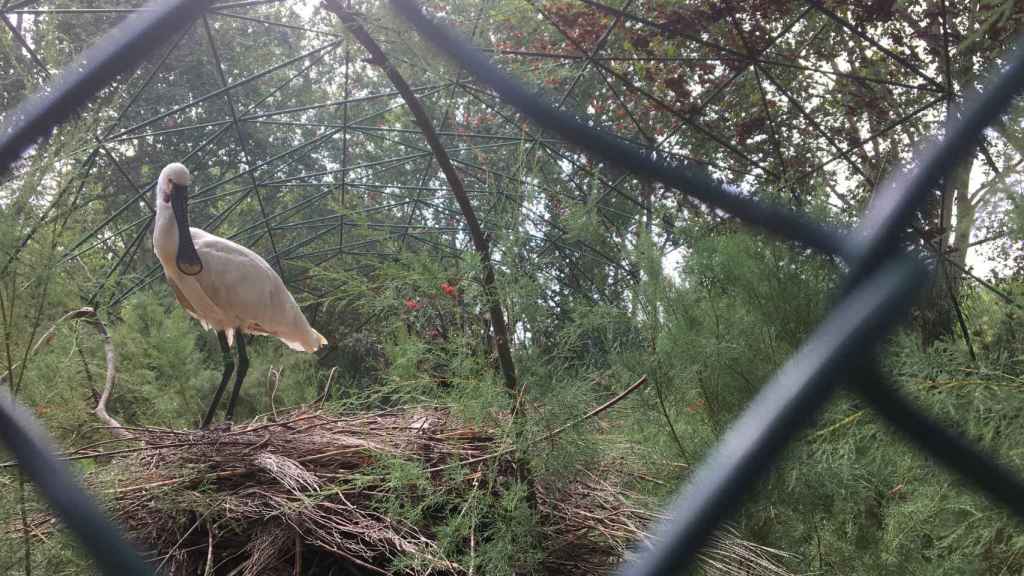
xmin=84 ymin=407 xmax=795 ymax=575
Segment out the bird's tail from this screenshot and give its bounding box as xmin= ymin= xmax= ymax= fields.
xmin=279 ymin=328 xmax=328 ymax=353
xmin=310 ymin=329 xmax=328 ymax=351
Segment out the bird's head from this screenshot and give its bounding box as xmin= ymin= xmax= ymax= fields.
xmin=159 ymin=162 xmax=203 ymax=276
xmin=158 ymin=162 xmax=191 ymax=204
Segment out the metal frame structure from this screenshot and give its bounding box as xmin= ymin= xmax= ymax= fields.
xmin=2 ymin=0 xmax=1024 ymax=574
xmin=2 ymin=0 xmax=978 ymax=311
xmin=2 ymin=0 xmax=685 ymax=312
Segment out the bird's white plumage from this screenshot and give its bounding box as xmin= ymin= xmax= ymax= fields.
xmin=153 ymin=163 xmax=326 ymax=352
xmin=163 ymin=162 xmax=191 ymax=186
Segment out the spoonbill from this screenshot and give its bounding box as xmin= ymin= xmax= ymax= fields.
xmin=153 ymin=163 xmax=327 ymax=428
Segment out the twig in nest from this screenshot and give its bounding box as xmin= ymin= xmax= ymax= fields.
xmin=155 ymin=507 xmax=216 ymax=575
xmin=203 ymin=522 xmax=214 ymax=576
xmin=266 ymin=366 xmax=281 ymax=421
xmin=318 ymin=366 xmax=337 ymax=408
xmin=1 ymin=439 xmax=252 ymax=468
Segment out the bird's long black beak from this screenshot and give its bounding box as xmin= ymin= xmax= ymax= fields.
xmin=171 ymin=183 xmax=203 ymax=276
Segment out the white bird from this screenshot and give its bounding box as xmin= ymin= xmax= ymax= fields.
xmin=153 ymin=162 xmax=327 ymax=428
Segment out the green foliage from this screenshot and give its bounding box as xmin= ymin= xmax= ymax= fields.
xmin=739 ymin=324 xmax=1024 ymax=575
xmin=112 ymin=290 xmax=210 ymax=426
xmin=473 ymin=479 xmax=542 ymax=574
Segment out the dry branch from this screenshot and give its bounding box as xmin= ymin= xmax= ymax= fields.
xmin=83 ymin=309 xmax=128 ymax=437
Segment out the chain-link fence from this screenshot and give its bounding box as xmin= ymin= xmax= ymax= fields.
xmin=2 ymin=1 xmax=1024 ymax=575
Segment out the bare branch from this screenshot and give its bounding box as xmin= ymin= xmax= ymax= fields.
xmin=77 ymin=309 xmax=129 ymax=438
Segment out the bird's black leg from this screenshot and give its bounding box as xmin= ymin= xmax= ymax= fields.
xmin=223 ymin=332 xmax=249 ymax=423
xmin=201 ymin=331 xmax=234 ymax=429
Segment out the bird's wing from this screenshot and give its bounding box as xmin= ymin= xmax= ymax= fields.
xmin=189 ymin=229 xmax=320 ymax=351
xmin=191 ymin=230 xmax=281 ymax=320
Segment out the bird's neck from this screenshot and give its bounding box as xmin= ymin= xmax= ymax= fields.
xmin=153 ymin=202 xmax=180 ymax=270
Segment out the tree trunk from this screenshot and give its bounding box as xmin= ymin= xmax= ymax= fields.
xmin=917 ymin=113 xmax=975 ymax=347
